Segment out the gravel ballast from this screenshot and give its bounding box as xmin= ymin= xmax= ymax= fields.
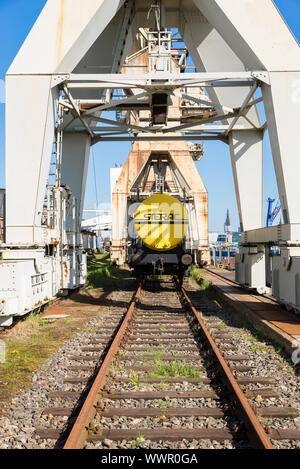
xmin=0 ymin=278 xmax=299 ymax=450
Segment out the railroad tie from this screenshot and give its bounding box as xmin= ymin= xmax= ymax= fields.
xmin=87 ymin=428 xmax=233 ymax=442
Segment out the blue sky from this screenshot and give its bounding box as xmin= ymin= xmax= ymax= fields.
xmin=0 ymin=0 xmax=299 ymax=231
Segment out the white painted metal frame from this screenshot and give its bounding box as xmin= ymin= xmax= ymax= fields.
xmin=2 ymin=0 xmax=300 ymax=315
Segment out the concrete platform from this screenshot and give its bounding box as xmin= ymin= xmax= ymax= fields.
xmin=201 ymin=267 xmax=300 ymax=357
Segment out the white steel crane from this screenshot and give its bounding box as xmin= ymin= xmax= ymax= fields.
xmin=1 ymin=0 xmax=300 ymax=325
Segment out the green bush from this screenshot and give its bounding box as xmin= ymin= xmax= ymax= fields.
xmin=86 ymin=253 xmax=128 ymax=289
xmin=191 ymin=266 xmax=211 ymax=291
xmin=87 ymin=264 xmax=112 ymax=288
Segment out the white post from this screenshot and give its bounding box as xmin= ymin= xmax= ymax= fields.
xmin=228 ymin=129 xmax=263 ymax=232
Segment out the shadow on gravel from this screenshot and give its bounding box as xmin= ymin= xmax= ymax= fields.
xmin=68 ymin=278 xmax=137 ymax=308
xmin=185 ymin=284 xmax=300 ymax=377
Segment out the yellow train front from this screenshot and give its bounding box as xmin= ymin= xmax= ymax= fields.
xmin=128 ymin=193 xmax=193 ymax=280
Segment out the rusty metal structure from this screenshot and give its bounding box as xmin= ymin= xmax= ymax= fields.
xmin=110 ymin=31 xmax=210 ymax=268
xmin=111 ymin=139 xmax=209 ymax=266
xmin=1 ymin=0 xmax=300 ymax=324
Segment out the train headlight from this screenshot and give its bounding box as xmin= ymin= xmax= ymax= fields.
xmin=181 ymin=254 xmax=193 ymax=266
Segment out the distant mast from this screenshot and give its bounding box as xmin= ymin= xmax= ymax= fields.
xmin=224 ymin=209 xmax=231 ymax=234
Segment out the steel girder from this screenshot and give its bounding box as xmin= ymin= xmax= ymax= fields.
xmin=5 ymin=0 xmax=300 ymax=257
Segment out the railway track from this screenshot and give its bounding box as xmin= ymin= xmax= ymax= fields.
xmin=35 ymin=278 xmax=300 ymax=449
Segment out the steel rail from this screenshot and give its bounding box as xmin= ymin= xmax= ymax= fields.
xmin=63 ymin=282 xmax=143 ymax=449
xmin=177 ymin=280 xmax=274 ymax=449
xmin=63 ymin=277 xmax=273 ymax=449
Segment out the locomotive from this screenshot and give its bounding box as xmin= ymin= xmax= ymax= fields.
xmin=127 ymin=193 xmax=193 ymax=281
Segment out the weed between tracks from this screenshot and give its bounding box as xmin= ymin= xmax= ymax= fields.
xmin=142 ymin=348 xmax=167 ymax=359
xmin=130 ymin=434 xmax=145 ymax=448
xmin=149 ymin=359 xmax=202 ymax=379
xmin=126 ymin=372 xmax=141 ymax=389
xmin=156 ymin=399 xmax=175 ymax=408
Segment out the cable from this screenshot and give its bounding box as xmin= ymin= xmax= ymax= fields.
xmin=147 ymin=1 xmax=161 ymax=31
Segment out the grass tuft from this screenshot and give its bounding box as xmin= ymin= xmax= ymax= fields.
xmin=190 ymin=266 xmax=211 ymax=290
xmin=130 ymin=434 xmax=144 ymax=448
xmin=126 ymin=371 xmax=141 ymax=389
xmin=86 ymin=253 xmax=129 ymax=289
xmin=149 ymin=359 xmax=201 ymax=378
